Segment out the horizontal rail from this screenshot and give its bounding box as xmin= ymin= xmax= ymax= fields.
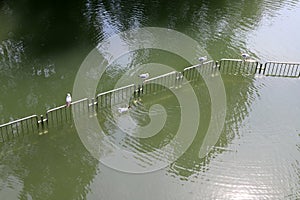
xmin=183 ymin=60 xmax=213 ymax=71
xmin=46 ymin=105 xmax=66 ymax=113
xmin=219 ymin=58 xmax=260 ymax=63
xmin=96 ymin=84 xmax=135 ymax=97
xmin=265 ymin=61 xmax=300 ymax=65
xmin=0 ymin=115 xmax=38 ymax=128
xmin=71 ymin=98 xmax=89 ymax=105
xmin=45 ymin=97 xmax=89 ymax=111
xmin=144 ymin=71 xmax=177 ymax=83
xmin=219 ymin=58 xmax=243 ymax=62
xmin=184 ymin=64 xmax=200 ymax=71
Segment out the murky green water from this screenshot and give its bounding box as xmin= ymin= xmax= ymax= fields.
xmin=1 ymin=0 xmax=300 ymax=199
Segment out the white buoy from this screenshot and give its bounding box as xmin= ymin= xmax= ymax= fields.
xmin=66 ymin=93 xmax=72 ymax=107
xmin=138 ymin=73 xmax=150 ymax=79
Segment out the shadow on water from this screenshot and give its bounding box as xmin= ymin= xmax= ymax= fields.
xmin=0 ymin=0 xmax=95 ymax=123
xmin=1 ymin=0 xmax=91 ymax=55
xmin=83 ymin=0 xmax=299 ymax=58
xmin=0 ymin=122 xmax=98 ymax=199
xmin=167 ymin=74 xmax=260 ymax=180
xmin=96 ymin=49 xmax=191 ymax=93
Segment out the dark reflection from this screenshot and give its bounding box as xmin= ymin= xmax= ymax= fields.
xmin=0 ymin=0 xmax=93 ymax=122
xmin=83 ymin=0 xmax=299 ymax=58
xmin=2 ymin=0 xmax=90 ymax=55
xmin=98 ymin=89 xmax=181 ymax=154
xmin=96 ymin=49 xmax=189 ymax=93
xmin=0 ymin=123 xmax=98 ymax=199
xmin=1 ymin=0 xmax=299 ymax=57
xmin=167 ymin=74 xmax=261 ymax=180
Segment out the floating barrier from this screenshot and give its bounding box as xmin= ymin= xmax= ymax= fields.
xmin=183 ymin=60 xmax=217 ymax=80
xmin=96 ymin=84 xmax=135 ymax=110
xmin=46 ymin=98 xmax=89 ymax=127
xmin=262 ymin=61 xmax=300 ymax=77
xmin=143 ymin=71 xmax=179 ymax=94
xmin=0 ymin=115 xmax=39 ymax=142
xmin=218 ymin=59 xmax=259 ymax=75
xmin=1 ymin=58 xmax=299 ymax=142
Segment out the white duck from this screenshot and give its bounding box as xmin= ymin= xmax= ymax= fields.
xmin=139 ymin=73 xmax=150 ymax=79
xmin=198 ymin=56 xmax=207 ymax=62
xmin=66 ymin=93 xmax=72 ymax=107
xmin=241 ymin=53 xmax=250 ymax=60
xmin=118 ymin=106 xmax=131 ymax=113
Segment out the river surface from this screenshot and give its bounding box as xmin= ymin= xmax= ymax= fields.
xmin=1 ymin=0 xmax=300 ymax=199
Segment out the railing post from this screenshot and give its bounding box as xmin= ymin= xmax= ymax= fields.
xmin=178 ymin=72 xmax=183 ymax=87
xmin=36 ymin=116 xmax=40 ymax=128
xmin=134 ymin=85 xmax=137 ymax=98
xmin=262 ymin=63 xmax=267 ymax=74
xmin=137 ymin=85 xmax=141 ymax=97
xmin=258 ymin=63 xmax=262 ymax=74
xmin=46 ymin=113 xmax=49 ymax=125
xmin=91 ymin=98 xmax=95 ymax=111
xmin=96 ymin=96 xmax=98 ymax=111
xmin=40 ymin=115 xmax=44 ymax=130
xmin=216 ymin=61 xmax=220 ymax=71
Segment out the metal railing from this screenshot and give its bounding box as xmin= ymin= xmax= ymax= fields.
xmin=46 ymin=98 xmax=89 ymax=127
xmin=218 ymin=59 xmax=300 ymax=77
xmin=218 ymin=59 xmax=259 ymax=75
xmin=96 ymin=84 xmax=135 ymax=110
xmin=262 ymin=62 xmax=300 ymax=77
xmin=0 ymin=115 xmax=39 ymax=142
xmin=184 ymin=60 xmax=217 ymax=80
xmin=1 ymin=58 xmax=299 ymax=142
xmin=143 ymin=71 xmax=181 ymax=93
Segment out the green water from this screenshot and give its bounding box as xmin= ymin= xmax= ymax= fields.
xmin=1 ymin=0 xmax=300 ymax=199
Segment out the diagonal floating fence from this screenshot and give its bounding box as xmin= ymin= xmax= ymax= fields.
xmin=143 ymin=71 xmax=181 ymax=94
xmin=1 ymin=58 xmax=300 ymax=142
xmin=46 ymin=98 xmax=89 ymax=127
xmin=96 ymin=84 xmax=135 ymax=110
xmin=0 ymin=115 xmax=39 ymax=142
xmin=183 ymin=60 xmax=218 ymax=80
xmin=218 ymin=59 xmax=260 ymax=75
xmin=218 ymin=59 xmax=300 ymax=77
xmin=262 ymin=61 xmax=300 ymax=77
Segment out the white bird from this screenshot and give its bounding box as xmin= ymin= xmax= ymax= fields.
xmin=241 ymin=53 xmax=250 ymax=60
xmin=118 ymin=106 xmax=131 ymax=113
xmin=66 ymin=93 xmax=72 ymax=107
xmin=198 ymin=56 xmax=207 ymax=62
xmin=138 ymin=73 xmax=150 ymax=79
